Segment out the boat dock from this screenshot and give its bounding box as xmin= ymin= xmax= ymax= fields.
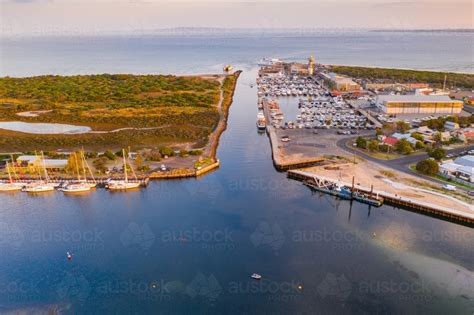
xmin=288 ymin=169 xmax=474 ymax=225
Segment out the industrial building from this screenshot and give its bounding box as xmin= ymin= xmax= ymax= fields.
xmin=375 ymin=95 xmax=464 ymax=114
xmin=321 ymin=72 xmax=361 ymax=92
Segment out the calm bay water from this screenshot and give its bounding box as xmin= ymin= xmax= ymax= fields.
xmin=0 ymin=31 xmax=473 ymax=314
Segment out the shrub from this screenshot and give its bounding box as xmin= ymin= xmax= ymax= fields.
xmin=356 ymin=137 xmax=367 ymax=149
xmin=428 ymin=148 xmax=446 ymax=161
xmin=368 ymin=140 xmax=379 ymax=152
xmin=159 ymin=146 xmax=174 ymax=157
xmin=415 ymin=141 xmax=425 ymax=150
xmin=103 ymin=150 xmax=116 ymax=160
xmin=416 ymin=159 xmax=439 ymax=176
xmin=395 ymin=139 xmax=414 ymax=155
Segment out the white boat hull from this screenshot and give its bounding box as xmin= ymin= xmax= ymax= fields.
xmin=107 ymin=181 xmax=141 ymax=191
xmin=0 ymin=183 xmax=23 ymax=192
xmin=22 ymin=183 xmax=56 ymax=193
xmin=62 ymin=184 xmax=91 ymax=194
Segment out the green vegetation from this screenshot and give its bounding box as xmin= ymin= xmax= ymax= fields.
xmin=422 ymin=115 xmax=474 ymax=131
xmin=395 ymin=139 xmax=414 ymax=155
xmin=356 ymin=137 xmax=367 ymax=149
xmin=415 ymin=159 xmax=439 ymax=176
xmin=427 ymin=147 xmax=446 ymax=161
xmin=329 ymin=65 xmax=474 ymax=89
xmin=0 ymin=74 xmax=231 ymax=151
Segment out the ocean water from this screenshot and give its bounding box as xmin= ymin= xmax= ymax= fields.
xmin=0 ymin=31 xmax=473 ymax=314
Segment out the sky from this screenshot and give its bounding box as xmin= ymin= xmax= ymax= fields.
xmin=1 ymin=0 xmax=472 ymax=36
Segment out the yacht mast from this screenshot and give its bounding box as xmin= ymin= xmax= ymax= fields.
xmin=41 ymin=151 xmax=49 ymax=182
xmin=123 ymin=149 xmax=128 ymax=183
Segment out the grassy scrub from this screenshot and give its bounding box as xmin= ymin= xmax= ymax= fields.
xmin=0 ymin=74 xmax=223 ymax=151
xmin=329 ymin=65 xmax=474 ymax=89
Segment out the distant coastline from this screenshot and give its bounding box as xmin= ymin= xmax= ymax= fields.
xmin=2 ymin=27 xmax=473 ymax=39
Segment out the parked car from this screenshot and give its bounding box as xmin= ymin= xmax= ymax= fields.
xmin=442 ymin=184 xmax=456 ymax=191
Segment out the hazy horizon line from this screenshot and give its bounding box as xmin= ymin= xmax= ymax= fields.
xmin=2 ymin=27 xmax=473 ymax=38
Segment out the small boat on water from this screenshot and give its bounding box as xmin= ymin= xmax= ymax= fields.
xmin=251 ymin=273 xmax=262 ymax=280
xmin=23 ymin=151 xmax=56 ymax=193
xmin=0 ymin=182 xmax=23 ymax=192
xmin=107 ymin=180 xmax=141 ymax=191
xmin=304 ymin=181 xmax=352 ymax=200
xmin=0 ymin=162 xmax=22 ymax=192
xmin=257 ymin=112 xmax=266 ymax=131
xmin=304 ymin=180 xmax=384 ymax=206
xmin=23 ymin=182 xmax=56 ymax=193
xmin=107 ymin=149 xmax=141 ymax=191
xmin=62 ymin=152 xmax=92 ymax=194
xmin=352 ymin=191 xmax=384 ymax=207
xmin=62 ymin=182 xmax=91 ymax=194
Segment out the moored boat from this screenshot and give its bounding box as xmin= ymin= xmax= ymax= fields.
xmin=22 ymin=182 xmax=56 ymax=193
xmin=0 ymin=162 xmax=22 ymax=192
xmin=106 ymin=149 xmax=141 ymax=191
xmin=0 ymin=183 xmax=23 ymax=192
xmin=62 ymin=182 xmax=91 ymax=194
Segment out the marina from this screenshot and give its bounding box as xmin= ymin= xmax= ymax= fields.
xmin=0 ymin=30 xmax=473 ymax=314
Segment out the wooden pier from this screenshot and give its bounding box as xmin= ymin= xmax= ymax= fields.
xmin=288 ymin=169 xmax=474 ymax=226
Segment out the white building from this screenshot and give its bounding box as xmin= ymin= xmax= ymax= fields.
xmin=439 ymin=155 xmax=474 ymax=183
xmin=376 ymin=95 xmax=464 ymax=114
xmin=16 ymin=155 xmax=68 ymax=170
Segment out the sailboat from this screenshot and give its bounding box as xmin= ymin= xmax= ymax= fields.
xmin=106 ymin=149 xmax=140 ymax=191
xmin=80 ymin=150 xmax=97 ymax=189
xmin=0 ymin=162 xmax=23 ymax=192
xmin=62 ymin=152 xmax=91 ymax=194
xmin=22 ymin=151 xmax=56 ymax=193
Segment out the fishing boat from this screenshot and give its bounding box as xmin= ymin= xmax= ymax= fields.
xmin=107 ymin=149 xmax=141 ymax=191
xmin=0 ymin=162 xmax=23 ymax=192
xmin=304 ymin=181 xmax=352 ymax=200
xmin=352 ymin=191 xmax=384 ymax=207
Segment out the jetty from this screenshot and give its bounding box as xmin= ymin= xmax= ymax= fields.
xmin=288 ymin=169 xmax=474 ymax=225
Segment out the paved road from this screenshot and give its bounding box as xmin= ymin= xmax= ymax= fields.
xmin=336 ymin=137 xmax=474 ymax=192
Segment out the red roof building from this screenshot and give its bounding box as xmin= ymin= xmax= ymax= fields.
xmin=383 ymin=137 xmax=399 ymax=146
